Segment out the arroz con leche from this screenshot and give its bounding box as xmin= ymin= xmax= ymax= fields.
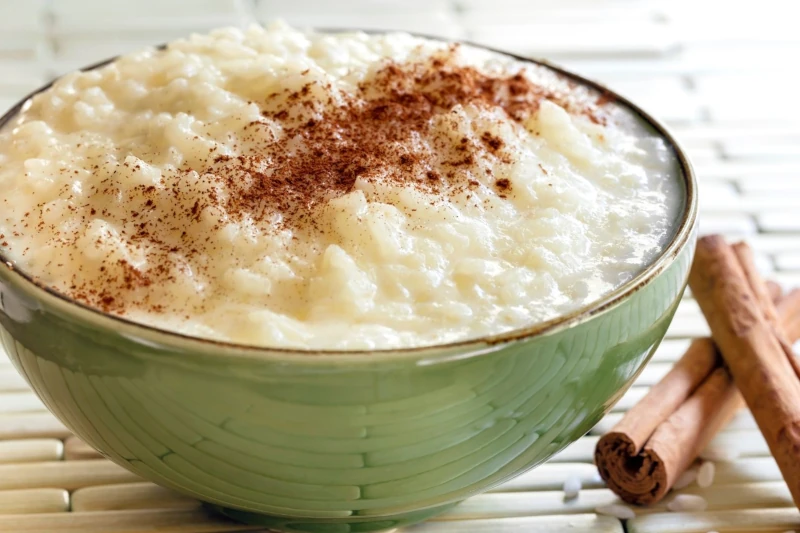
xmin=0 ymin=22 xmax=682 ymax=350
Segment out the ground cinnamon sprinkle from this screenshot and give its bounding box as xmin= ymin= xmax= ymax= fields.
xmin=197 ymin=51 xmax=589 ymax=229
xmin=495 ymin=178 xmax=512 ymax=192
xmin=25 ymin=47 xmax=606 ymax=316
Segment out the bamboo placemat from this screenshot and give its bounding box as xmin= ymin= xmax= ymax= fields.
xmin=1 ymin=0 xmax=800 ymax=531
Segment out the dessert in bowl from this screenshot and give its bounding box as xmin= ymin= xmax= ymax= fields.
xmin=0 ymin=22 xmax=696 ymax=532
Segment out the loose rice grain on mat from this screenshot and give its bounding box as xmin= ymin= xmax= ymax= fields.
xmin=596 ymin=504 xmax=636 ymax=520
xmin=697 ymin=461 xmax=715 ymax=488
xmin=563 ymin=476 xmax=582 ymax=499
xmin=673 ymin=468 xmax=698 ymax=489
xmin=667 ymin=494 xmax=708 ymax=512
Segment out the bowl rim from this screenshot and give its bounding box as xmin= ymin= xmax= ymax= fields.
xmin=0 ymin=28 xmax=698 ymax=362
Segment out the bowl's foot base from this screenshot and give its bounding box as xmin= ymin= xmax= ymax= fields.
xmin=205 ymin=501 xmax=459 ymax=532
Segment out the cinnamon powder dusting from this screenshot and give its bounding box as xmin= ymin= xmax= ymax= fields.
xmin=32 ymin=48 xmax=605 ymax=316
xmin=195 ymin=51 xmax=596 ymax=229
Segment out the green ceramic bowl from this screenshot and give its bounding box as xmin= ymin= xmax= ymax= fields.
xmin=0 ymin=39 xmax=697 ymax=533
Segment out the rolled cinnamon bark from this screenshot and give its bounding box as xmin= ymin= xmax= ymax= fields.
xmin=767 ymin=280 xmax=784 ymax=301
xmin=595 ymin=244 xmax=800 ymax=505
xmin=779 ymin=289 xmax=800 ymax=340
xmin=596 ymin=337 xmax=719 ymax=458
xmin=595 ymin=343 xmax=741 ymax=504
xmin=595 ymin=358 xmax=742 ymax=505
xmin=733 ymin=242 xmax=800 ymax=380
xmin=733 ymin=243 xmax=780 ymax=325
xmin=690 ymin=236 xmax=800 ymax=508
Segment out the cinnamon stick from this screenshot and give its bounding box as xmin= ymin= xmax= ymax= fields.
xmin=595 ymin=250 xmax=800 ymax=505
xmin=733 ymin=243 xmax=780 ymax=325
xmin=778 ymin=289 xmax=800 ymax=340
xmin=689 ymin=235 xmax=800 ymax=508
xmin=766 ymin=280 xmax=784 ymax=302
xmin=732 ymin=242 xmax=800 ymax=380
xmin=595 ymin=357 xmax=741 ymax=505
xmin=597 ymin=337 xmax=719 ymax=455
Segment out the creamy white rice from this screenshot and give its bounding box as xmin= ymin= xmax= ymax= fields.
xmin=0 ymin=22 xmax=681 ymax=350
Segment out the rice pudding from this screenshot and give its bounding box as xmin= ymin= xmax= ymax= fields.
xmin=0 ymin=22 xmax=682 ymax=350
